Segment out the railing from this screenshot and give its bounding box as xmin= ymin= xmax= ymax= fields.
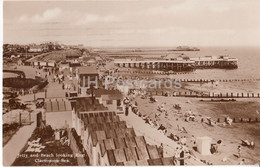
xmin=3 ymin=110 xmax=32 ymax=125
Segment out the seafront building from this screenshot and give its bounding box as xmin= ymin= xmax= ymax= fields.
xmin=189 ymin=56 xmax=238 ymax=68
xmin=76 ymin=66 xmax=99 ymax=96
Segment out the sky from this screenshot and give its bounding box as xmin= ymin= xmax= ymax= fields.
xmin=3 ymin=0 xmax=260 ymax=47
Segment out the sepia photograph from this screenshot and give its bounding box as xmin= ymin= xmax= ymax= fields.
xmin=1 ymin=0 xmax=260 ymax=166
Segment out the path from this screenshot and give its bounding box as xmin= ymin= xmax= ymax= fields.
xmin=3 ymin=116 xmax=36 ymax=166
xmin=3 ymin=93 xmax=38 ymax=166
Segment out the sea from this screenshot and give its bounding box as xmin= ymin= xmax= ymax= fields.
xmin=174 ymin=46 xmax=260 ymax=80
xmin=104 ymin=46 xmax=260 ymax=80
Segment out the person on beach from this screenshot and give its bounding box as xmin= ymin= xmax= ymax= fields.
xmin=238 ymin=146 xmax=241 ymax=158
xmin=174 ymin=147 xmax=181 ymax=158
xmin=158 ymin=143 xmax=164 ymax=158
xmin=250 ymin=141 xmax=255 ymax=149
xmin=239 ymin=159 xmax=245 ymax=165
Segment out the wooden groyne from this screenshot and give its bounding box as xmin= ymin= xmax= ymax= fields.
xmin=149 ymin=91 xmax=260 ymax=99
xmin=179 ymin=78 xmax=260 ymax=83
xmin=116 ymin=71 xmax=260 ymax=83
xmin=115 ymin=75 xmax=260 ymax=83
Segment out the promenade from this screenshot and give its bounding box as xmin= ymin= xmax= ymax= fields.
xmin=119 ymin=110 xmax=203 ymax=165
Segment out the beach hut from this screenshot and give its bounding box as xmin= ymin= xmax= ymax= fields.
xmin=196 ymin=136 xmax=212 ymax=155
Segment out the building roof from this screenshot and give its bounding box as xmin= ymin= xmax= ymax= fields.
xmin=29 ymin=46 xmax=42 ymax=49
xmin=135 ymin=145 xmax=150 ymax=160
xmin=90 ymin=127 xmax=135 ymax=147
xmin=81 ymin=112 xmax=130 ymax=147
xmin=45 ymin=99 xmax=72 ymax=112
xmin=71 ymin=97 xmax=108 ymax=113
xmin=100 ymin=141 xmax=106 ymax=156
xmin=77 ymin=110 xmax=176 ymax=166
xmin=124 ymin=160 xmax=136 ymax=166
xmin=104 ymin=116 xmax=112 ymax=123
xmin=101 ymin=94 xmax=123 ymax=101
xmin=148 ymin=157 xmax=176 ymax=165
xmin=96 ymin=130 xmax=106 ymax=141
xmin=107 ymin=150 xmax=116 ymax=165
xmin=136 ymin=159 xmax=149 ymax=166
xmin=125 ymin=128 xmax=136 ymax=137
xmin=59 ymin=62 xmax=69 ymax=67
xmin=105 ymin=129 xmax=117 ymax=139
xmin=124 ymin=147 xmax=138 ymax=161
xmin=113 ymin=148 xmax=127 ymax=163
xmin=115 ymin=128 xmax=126 ymax=138
xmin=104 ymin=138 xmax=116 ymax=150
xmin=77 ymin=66 xmax=98 ymax=75
xmin=146 ymin=145 xmax=160 ymax=159
xmin=81 ymin=115 xmax=120 ymax=127
xmin=124 ymin=136 xmax=137 ymax=148
xmin=134 ymin=136 xmax=147 ymax=148
xmin=69 ymin=62 xmax=81 ymax=67
xmin=148 ymin=158 xmax=163 ymax=165
xmin=94 ymin=89 xmax=122 ymax=97
xmin=87 ymin=59 xmax=96 ymax=63
xmin=114 ymin=137 xmax=127 ymax=149
xmin=81 ymin=56 xmax=96 ymax=62
xmin=161 ymin=157 xmax=176 ymax=165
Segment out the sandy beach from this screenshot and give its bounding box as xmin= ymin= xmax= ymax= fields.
xmin=133 ymin=95 xmax=260 ymax=165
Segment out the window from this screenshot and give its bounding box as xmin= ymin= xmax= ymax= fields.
xmin=107 ymin=100 xmax=113 ymax=104
xmin=89 ymin=75 xmax=97 ymax=81
xmin=117 ymin=100 xmax=121 ymax=106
